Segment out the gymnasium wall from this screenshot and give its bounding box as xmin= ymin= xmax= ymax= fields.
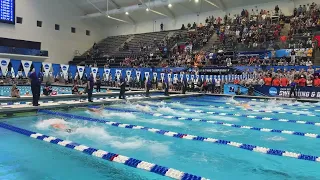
xmin=0 ymin=0 xmax=103 ymax=64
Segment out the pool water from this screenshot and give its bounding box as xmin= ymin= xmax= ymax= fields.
xmin=1 ymin=96 xmax=320 ymax=179
xmin=0 ymin=86 xmax=112 ymax=96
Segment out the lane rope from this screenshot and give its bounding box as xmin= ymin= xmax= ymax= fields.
xmin=141 ymin=101 xmax=318 ymax=117
xmin=103 ymin=107 xmax=320 ymax=139
xmin=39 ymin=110 xmax=320 ymax=163
xmin=0 ymin=122 xmax=206 ymax=180
xmin=141 ymin=103 xmax=320 ymax=127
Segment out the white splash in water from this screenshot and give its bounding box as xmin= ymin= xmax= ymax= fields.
xmin=35 ymin=119 xmax=171 ymax=156
xmin=148 ymin=119 xmax=184 ymax=126
xmin=143 ymin=101 xmax=166 ymax=106
xmin=205 ymin=128 xmax=233 ymax=134
xmin=135 ymin=104 xmax=152 ymax=112
xmin=35 ymin=118 xmax=70 ymax=130
xmin=85 ymin=110 xmax=136 ymax=119
xmin=157 ymin=106 xmax=189 ymax=117
xmin=170 ymin=102 xmax=193 ymax=109
xmin=266 ymin=136 xmax=286 ymax=141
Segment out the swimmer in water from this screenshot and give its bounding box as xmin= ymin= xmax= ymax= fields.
xmin=50 ymin=123 xmax=73 ymax=133
xmin=87 ymin=105 xmax=105 ymax=113
xmin=235 ymin=103 xmax=250 ymax=109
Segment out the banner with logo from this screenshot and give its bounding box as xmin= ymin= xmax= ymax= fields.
xmin=191 ymin=75 xmax=194 ymax=81
xmin=91 ymin=67 xmax=98 ymax=79
xmin=104 ymin=68 xmax=110 ymax=78
xmin=180 ymin=74 xmax=184 ymax=81
xmin=145 ymin=72 xmax=150 ymax=80
xmin=173 ymin=74 xmax=178 ymax=80
xmin=153 ymin=72 xmax=157 ymax=81
xmin=60 ymin=64 xmax=69 ymax=77
xmin=253 ymin=86 xmax=320 ymax=98
xmin=42 ymin=63 xmax=52 ymax=76
xmin=0 ymin=58 xmax=10 ymax=76
xmin=186 ymin=74 xmax=190 ymax=81
xmin=196 ymin=75 xmax=199 ymax=82
xmin=168 ymin=74 xmax=172 ymax=82
xmin=136 ymin=71 xmax=141 ymax=81
xmin=126 ymin=70 xmax=132 ymax=80
xmin=77 ymin=66 xmax=85 ymax=79
xmin=201 ymin=75 xmax=204 ymax=82
xmin=115 ymin=69 xmax=121 ymax=80
xmin=160 ymin=73 xmax=165 ymax=82
xmin=10 ymin=59 xmax=21 ymax=76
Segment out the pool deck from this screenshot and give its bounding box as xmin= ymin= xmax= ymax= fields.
xmin=0 ymin=93 xmax=201 ymax=113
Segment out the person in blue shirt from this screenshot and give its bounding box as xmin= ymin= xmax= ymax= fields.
xmin=29 ymin=69 xmax=41 ymax=106
xmin=164 ymin=79 xmax=169 ymax=96
xmin=289 ymin=78 xmax=298 ymax=98
xmin=87 ymin=73 xmax=94 ymax=102
xmin=119 ymin=75 xmax=126 ymax=99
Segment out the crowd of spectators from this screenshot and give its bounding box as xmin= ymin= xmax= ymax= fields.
xmin=232 ymin=66 xmax=320 ymax=87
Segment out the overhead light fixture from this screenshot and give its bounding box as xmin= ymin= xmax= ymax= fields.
xmin=125 ymin=12 xmax=129 ymax=15
xmin=107 ymin=15 xmax=110 ymax=18
xmin=146 ymin=8 xmax=149 ymax=11
xmin=168 ymin=3 xmax=172 ymax=8
xmin=195 ymin=0 xmax=199 ymax=3
xmin=204 ymin=0 xmax=219 ymax=8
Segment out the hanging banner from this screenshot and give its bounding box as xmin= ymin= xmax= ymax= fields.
xmin=180 ymin=74 xmax=184 ymax=81
xmin=77 ymin=66 xmax=85 ymax=79
xmin=104 ymin=68 xmax=110 ymax=77
xmin=69 ymin=65 xmax=77 ymax=79
xmin=60 ymin=64 xmax=69 ymax=77
xmin=10 ymin=59 xmax=21 ymax=76
xmin=191 ymin=75 xmax=194 ymax=81
xmin=174 ymin=74 xmax=178 ymax=80
xmin=153 ymin=72 xmax=157 ymax=81
xmin=186 ymin=74 xmax=190 ymax=81
xmin=91 ymin=67 xmax=98 ymax=79
xmin=201 ymin=75 xmax=204 ymax=82
xmin=205 ymin=75 xmax=209 ymax=81
xmin=42 ymin=62 xmax=52 ymax=76
xmin=210 ymin=75 xmax=213 ymax=81
xmin=160 ymin=73 xmax=165 ymax=82
xmin=196 ymin=75 xmax=199 ymax=82
xmin=21 ymin=60 xmax=32 ymax=77
xmin=116 ymin=69 xmax=121 ymax=80
xmin=126 ymin=70 xmax=132 ymax=80
xmin=168 ymin=74 xmax=172 ymax=82
xmin=52 ymin=64 xmax=61 ymax=77
xmin=0 ymin=58 xmax=10 ymax=76
xmin=145 ymin=72 xmax=150 ymax=80
xmin=136 ymin=71 xmax=141 ymax=81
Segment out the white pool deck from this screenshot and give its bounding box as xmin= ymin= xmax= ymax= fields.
xmin=0 ymin=92 xmax=201 ymax=113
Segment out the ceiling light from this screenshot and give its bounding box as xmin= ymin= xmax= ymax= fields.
xmin=195 ymin=0 xmax=199 ymax=3
xmin=168 ymin=4 xmax=172 ymax=8
xmin=125 ymin=12 xmax=129 ymax=15
xmin=107 ymin=15 xmax=110 ymax=18
xmin=146 ymin=8 xmax=149 ymax=11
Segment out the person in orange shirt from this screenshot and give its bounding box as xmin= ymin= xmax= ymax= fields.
xmin=314 ymin=76 xmax=320 ymax=87
xmin=280 ymin=75 xmax=289 ymax=87
xmin=298 ymin=75 xmax=306 ymax=87
xmin=272 ymin=76 xmax=281 ymax=86
xmin=264 ymin=75 xmax=272 ymax=86
xmin=234 ymin=78 xmax=240 ymax=84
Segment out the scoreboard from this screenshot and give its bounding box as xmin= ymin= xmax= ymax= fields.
xmin=0 ymin=0 xmax=15 ymax=24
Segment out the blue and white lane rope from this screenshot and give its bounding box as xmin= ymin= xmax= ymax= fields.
xmin=155 ymin=102 xmax=319 ymax=117
xmin=103 ymin=107 xmax=320 ymax=139
xmin=39 ymin=110 xmax=320 ymax=163
xmin=142 ymin=104 xmax=320 ymax=127
xmin=0 ymin=122 xmax=206 ymax=180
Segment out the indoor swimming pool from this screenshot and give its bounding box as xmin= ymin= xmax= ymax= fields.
xmin=1 ymin=95 xmax=320 ymax=180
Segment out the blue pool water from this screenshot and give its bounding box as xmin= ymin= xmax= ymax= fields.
xmin=1 ymin=96 xmax=320 ymax=179
xmin=0 ymin=85 xmax=113 ymax=96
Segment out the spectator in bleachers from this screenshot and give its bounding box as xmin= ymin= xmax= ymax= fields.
xmin=160 ymin=23 xmax=164 ymax=31
xmin=181 ymin=24 xmax=186 ymax=30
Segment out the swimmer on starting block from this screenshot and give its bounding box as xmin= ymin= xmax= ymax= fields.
xmin=50 ymin=123 xmax=73 ymax=133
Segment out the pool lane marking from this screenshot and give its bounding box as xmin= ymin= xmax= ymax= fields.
xmin=187 ymin=98 xmax=319 ymax=108
xmin=39 ymin=110 xmax=320 ymax=163
xmin=0 ymin=122 xmax=206 ymax=180
xmin=141 ymin=101 xmax=317 ymax=117
xmin=103 ymin=107 xmax=320 ymax=139
xmin=140 ymin=103 xmax=320 ymax=127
